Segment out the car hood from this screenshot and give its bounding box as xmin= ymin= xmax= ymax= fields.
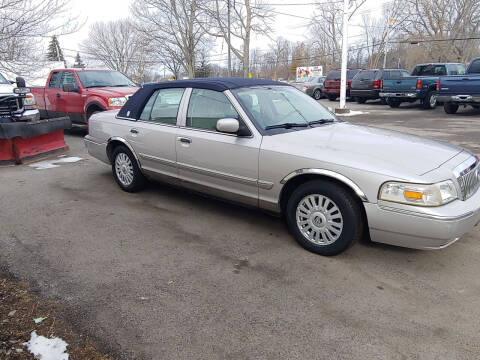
xmin=0 ymin=82 xmax=15 ymax=96
xmin=268 ymin=122 xmax=463 ymax=177
xmin=84 ymin=86 xmax=138 ymax=98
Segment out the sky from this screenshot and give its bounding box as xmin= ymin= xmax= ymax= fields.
xmin=59 ymin=0 xmax=391 ymax=68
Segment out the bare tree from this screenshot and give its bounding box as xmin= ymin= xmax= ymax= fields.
xmin=0 ymin=0 xmax=79 ymax=74
xmin=202 ymin=0 xmax=273 ymax=77
xmin=81 ymin=19 xmax=151 ymax=81
xmin=132 ymin=0 xmax=207 ymax=78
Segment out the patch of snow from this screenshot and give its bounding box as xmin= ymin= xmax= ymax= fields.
xmin=28 ymin=156 xmax=83 ymax=170
xmin=336 ymin=110 xmax=369 ymax=117
xmin=34 ymin=317 xmax=47 ymax=324
xmin=24 ymin=331 xmax=69 ymax=360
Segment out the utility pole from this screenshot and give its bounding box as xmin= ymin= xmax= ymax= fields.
xmin=338 ymin=0 xmax=349 ymax=111
xmin=227 ymin=0 xmax=232 ymax=77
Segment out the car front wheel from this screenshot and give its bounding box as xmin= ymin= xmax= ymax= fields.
xmin=111 ymin=145 xmax=147 ymax=192
xmin=286 ymin=180 xmax=364 ymax=256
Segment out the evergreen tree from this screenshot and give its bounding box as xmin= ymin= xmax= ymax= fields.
xmin=73 ymin=52 xmax=86 ymax=68
xmin=46 ymin=35 xmax=65 ymax=62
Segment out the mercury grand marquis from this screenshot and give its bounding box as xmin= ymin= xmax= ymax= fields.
xmin=84 ymin=78 xmax=480 ymax=256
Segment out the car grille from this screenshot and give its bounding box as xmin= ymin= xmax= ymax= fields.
xmin=0 ymin=96 xmax=20 ymax=117
xmin=455 ymin=157 xmax=480 ymax=200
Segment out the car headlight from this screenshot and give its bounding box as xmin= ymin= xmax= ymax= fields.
xmin=108 ymin=97 xmax=127 ymax=107
xmin=379 ymin=180 xmax=457 ymax=207
xmin=23 ymin=93 xmax=37 ymax=109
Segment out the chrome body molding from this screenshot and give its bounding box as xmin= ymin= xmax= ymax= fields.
xmin=139 ymin=153 xmax=176 ymax=166
xmin=280 ymin=168 xmax=368 ymax=202
xmin=177 ymin=161 xmax=272 ymax=189
xmin=377 ymin=204 xmax=476 ymax=221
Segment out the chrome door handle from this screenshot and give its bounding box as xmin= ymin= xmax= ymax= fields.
xmin=178 ymin=137 xmax=192 ymax=144
xmin=130 ymin=128 xmax=138 ymax=134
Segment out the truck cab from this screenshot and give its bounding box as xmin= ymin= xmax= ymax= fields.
xmin=32 ymin=69 xmax=138 ymax=125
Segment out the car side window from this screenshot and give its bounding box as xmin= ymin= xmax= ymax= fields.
xmin=48 ymin=72 xmax=62 ymax=89
xmin=468 ymin=61 xmax=480 ymax=74
xmin=186 ymin=89 xmax=239 ymax=131
xmin=61 ymin=71 xmax=79 ymax=90
xmin=139 ymin=88 xmax=184 ymax=125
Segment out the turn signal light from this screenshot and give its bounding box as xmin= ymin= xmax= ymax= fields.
xmin=416 ymin=79 xmax=423 ymax=90
xmin=436 ymin=79 xmax=441 ymax=91
xmin=404 ymin=190 xmax=423 ymax=200
xmin=373 ymin=80 xmax=381 ymax=89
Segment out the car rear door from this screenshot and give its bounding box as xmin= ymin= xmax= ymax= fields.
xmin=175 ymin=88 xmax=261 ymax=207
xmin=127 ymin=87 xmax=186 ymax=180
xmin=45 ymin=71 xmax=62 ymax=117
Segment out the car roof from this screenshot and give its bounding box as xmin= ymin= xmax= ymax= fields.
xmin=117 ymin=77 xmax=287 ymax=119
xmin=143 ymin=77 xmax=285 ymax=92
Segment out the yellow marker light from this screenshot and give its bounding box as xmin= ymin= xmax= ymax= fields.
xmin=404 ymin=190 xmax=423 ymax=200
xmin=108 ymin=98 xmax=113 ymax=105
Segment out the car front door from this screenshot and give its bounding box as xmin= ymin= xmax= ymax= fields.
xmin=127 ymin=87 xmax=186 ymax=180
xmin=175 ymin=88 xmax=262 ymax=207
xmin=60 ymin=71 xmax=84 ymax=122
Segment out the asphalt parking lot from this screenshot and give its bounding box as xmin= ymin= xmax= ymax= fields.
xmin=1 ymin=100 xmax=480 ymax=359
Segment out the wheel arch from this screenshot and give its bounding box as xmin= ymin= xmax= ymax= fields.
xmin=106 ymin=137 xmax=141 ymax=167
xmin=85 ymin=101 xmax=106 ymax=119
xmin=278 ymin=169 xmax=368 ymax=214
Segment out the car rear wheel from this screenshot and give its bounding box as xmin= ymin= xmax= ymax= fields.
xmin=444 ymin=103 xmax=459 ymax=114
xmin=313 ymin=89 xmax=322 ymax=100
xmin=111 ymin=145 xmax=147 ymax=192
xmin=387 ymin=98 xmax=401 ymax=108
xmin=286 ymin=180 xmax=364 ymax=256
xmin=423 ymin=90 xmax=437 ymax=109
xmin=356 ymin=97 xmax=367 ymax=104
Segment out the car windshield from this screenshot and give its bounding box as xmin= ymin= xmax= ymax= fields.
xmin=0 ymin=73 xmax=9 ymax=84
xmin=76 ymin=71 xmax=136 ymax=88
xmin=233 ymin=86 xmax=336 ymax=131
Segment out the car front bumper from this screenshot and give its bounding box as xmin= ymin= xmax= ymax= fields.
xmin=364 ymin=189 xmax=480 ymax=250
xmin=11 ymin=109 xmax=40 ymax=122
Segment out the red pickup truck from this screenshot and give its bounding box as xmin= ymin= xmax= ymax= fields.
xmin=32 ymin=69 xmax=138 ymax=125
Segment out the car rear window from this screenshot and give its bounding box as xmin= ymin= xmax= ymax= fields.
xmin=347 ymin=70 xmax=359 ymax=79
xmin=447 ymin=64 xmax=466 ymax=75
xmin=354 ymin=71 xmax=376 ymax=80
xmin=411 ymin=65 xmax=447 ymax=76
xmin=382 ymin=70 xmax=410 ymax=80
xmin=326 ymin=71 xmax=341 ymax=80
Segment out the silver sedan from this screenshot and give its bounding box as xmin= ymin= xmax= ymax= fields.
xmin=84 ymin=78 xmax=480 ymax=256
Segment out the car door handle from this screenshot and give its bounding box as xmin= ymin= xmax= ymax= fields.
xmin=56 ymin=93 xmax=61 ymax=98
xmin=130 ymin=128 xmax=138 ymax=134
xmin=178 ymin=137 xmax=192 ymax=144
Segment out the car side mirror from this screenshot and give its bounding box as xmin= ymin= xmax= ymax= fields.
xmin=63 ymin=83 xmax=79 ymax=92
xmin=216 ymin=118 xmax=239 ymax=134
xmin=16 ymin=77 xmax=26 ymax=88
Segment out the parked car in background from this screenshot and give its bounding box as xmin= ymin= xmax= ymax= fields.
xmin=351 ymin=69 xmax=410 ymax=104
xmin=0 ymin=73 xmax=39 ymax=122
xmin=323 ymin=69 xmax=360 ymax=101
xmin=437 ymin=58 xmax=480 ymax=114
xmin=380 ymin=63 xmax=466 ymax=109
xmin=85 ymin=78 xmax=480 ymax=256
xmin=31 ymin=69 xmax=139 ymax=125
xmin=293 ymin=76 xmax=326 ymax=100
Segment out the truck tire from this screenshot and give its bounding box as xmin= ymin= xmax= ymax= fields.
xmin=387 ymin=98 xmax=401 ymax=108
xmin=422 ymin=90 xmax=437 ymax=109
xmin=328 ymin=95 xmax=337 ymax=101
xmin=285 ymin=179 xmax=364 ymax=256
xmin=444 ymin=103 xmax=459 ymax=114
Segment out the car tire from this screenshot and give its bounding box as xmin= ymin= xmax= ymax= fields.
xmin=328 ymin=95 xmax=337 ymax=101
xmin=357 ymin=97 xmax=367 ymax=104
xmin=285 ymin=180 xmax=364 ymax=256
xmin=313 ymin=89 xmax=322 ymax=100
xmin=380 ymin=98 xmax=387 ymax=105
xmin=444 ymin=103 xmax=459 ymax=114
xmin=423 ymin=90 xmax=437 ymax=109
xmin=111 ymin=145 xmax=147 ymax=192
xmin=387 ymin=98 xmax=401 ymax=108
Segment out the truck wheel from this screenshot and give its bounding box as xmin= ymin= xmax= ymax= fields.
xmin=285 ymin=180 xmax=364 ymax=256
xmin=356 ymin=97 xmax=367 ymax=104
xmin=111 ymin=145 xmax=147 ymax=192
xmin=313 ymin=89 xmax=322 ymax=100
xmin=444 ymin=103 xmax=459 ymax=114
xmin=423 ymin=91 xmax=437 ymax=109
xmin=328 ymin=95 xmax=337 ymax=101
xmin=380 ymin=98 xmax=387 ymax=105
xmin=387 ymin=98 xmax=401 ymax=108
